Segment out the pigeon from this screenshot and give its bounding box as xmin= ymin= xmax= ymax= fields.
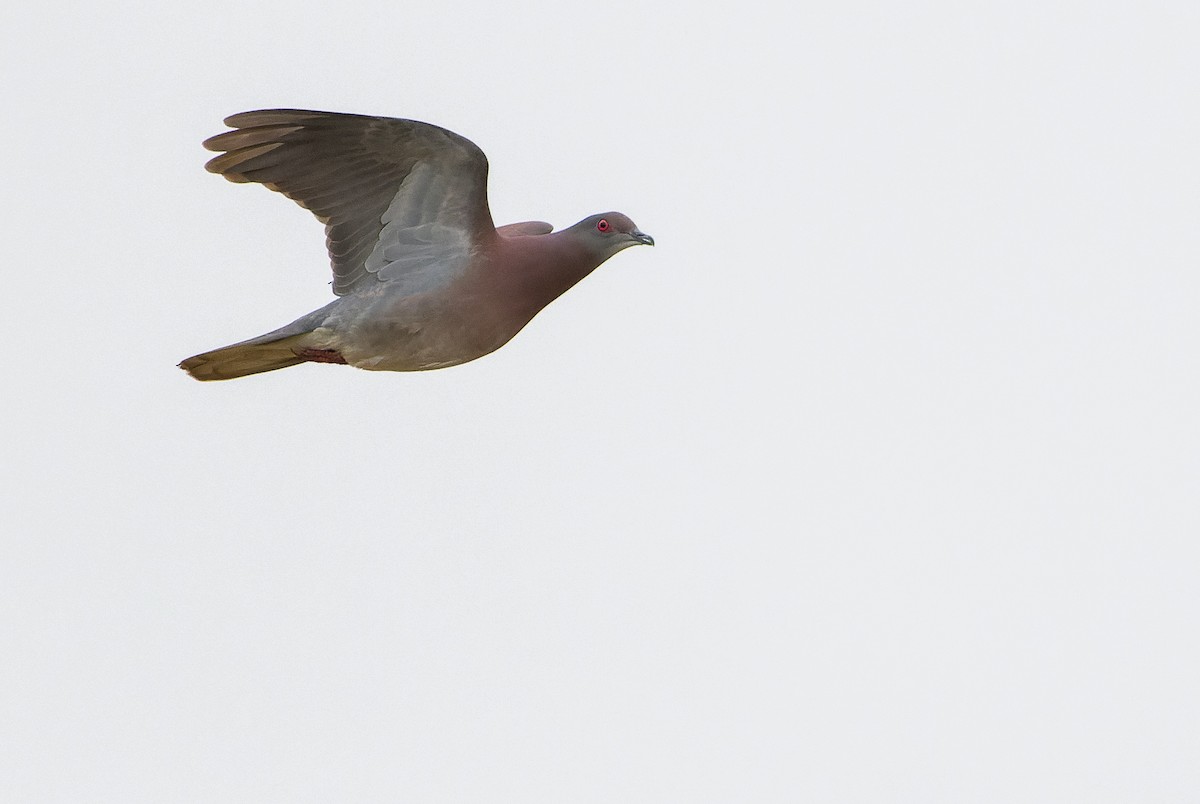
xmin=179 ymin=109 xmax=653 ymax=381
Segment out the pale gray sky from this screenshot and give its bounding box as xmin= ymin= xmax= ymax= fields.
xmin=3 ymin=1 xmax=1198 ymax=801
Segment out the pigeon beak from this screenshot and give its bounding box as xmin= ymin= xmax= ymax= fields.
xmin=630 ymin=230 xmax=655 ymax=246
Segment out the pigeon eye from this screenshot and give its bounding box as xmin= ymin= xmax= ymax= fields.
xmin=597 ymin=219 xmax=610 ymax=233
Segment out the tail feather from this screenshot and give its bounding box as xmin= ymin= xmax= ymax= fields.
xmin=179 ymin=333 xmax=311 ymax=381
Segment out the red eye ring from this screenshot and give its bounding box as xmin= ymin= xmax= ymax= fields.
xmin=597 ymin=219 xmax=610 ymax=232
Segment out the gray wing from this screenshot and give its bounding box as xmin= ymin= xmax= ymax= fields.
xmin=203 ymin=109 xmax=495 ymax=296
xmin=497 ymin=221 xmax=553 ymax=237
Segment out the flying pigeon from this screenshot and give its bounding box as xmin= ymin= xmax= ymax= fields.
xmin=179 ymin=109 xmax=653 ymax=381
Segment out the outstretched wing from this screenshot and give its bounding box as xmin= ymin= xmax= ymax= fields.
xmin=203 ymin=109 xmax=495 ymax=296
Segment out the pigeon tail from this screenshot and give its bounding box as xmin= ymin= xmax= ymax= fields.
xmin=179 ymin=333 xmax=314 ymax=381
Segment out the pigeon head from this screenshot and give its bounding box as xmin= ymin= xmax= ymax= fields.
xmin=571 ymin=212 xmax=655 ymax=259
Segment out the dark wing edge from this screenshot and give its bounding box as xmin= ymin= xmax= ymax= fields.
xmin=202 ymin=109 xmax=494 ymax=295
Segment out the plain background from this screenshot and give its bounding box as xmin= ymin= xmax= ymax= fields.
xmin=3 ymin=1 xmax=1198 ymax=801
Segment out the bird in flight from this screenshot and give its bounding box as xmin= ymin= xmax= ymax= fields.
xmin=180 ymin=109 xmax=653 ymax=381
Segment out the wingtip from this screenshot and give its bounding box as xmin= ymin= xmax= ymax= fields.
xmin=221 ymin=109 xmax=329 ymax=129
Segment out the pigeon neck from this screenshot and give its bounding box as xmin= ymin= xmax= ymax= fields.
xmin=495 ymin=230 xmax=602 ymax=315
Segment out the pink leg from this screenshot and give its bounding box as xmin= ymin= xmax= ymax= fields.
xmin=295 ymin=347 xmax=348 ymax=364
